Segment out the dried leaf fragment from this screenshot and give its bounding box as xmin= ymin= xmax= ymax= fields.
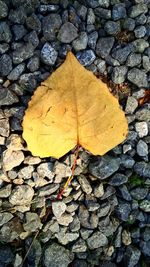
xmin=22 ymin=52 xmax=128 ymax=158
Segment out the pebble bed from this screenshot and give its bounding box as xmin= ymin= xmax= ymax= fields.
xmin=0 ymin=0 xmax=150 ymax=267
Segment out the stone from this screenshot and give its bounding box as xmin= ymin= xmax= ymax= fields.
xmin=38 ymin=184 xmax=59 ymax=197
xmin=96 ymin=37 xmax=115 ymax=58
xmin=134 ymin=162 xmax=150 ymax=178
xmin=18 ymin=166 xmax=34 ymax=180
xmin=76 ymin=50 xmax=96 ymax=66
xmin=94 ymin=7 xmax=111 ymax=19
xmin=125 ymin=97 xmax=138 ymax=114
xmin=23 ymin=212 xmax=42 ymax=232
xmin=25 ymin=238 xmax=41 ymax=267
xmin=112 ymin=45 xmax=132 ymax=64
xmin=52 ymin=201 xmax=66 ymax=218
xmin=88 ymin=31 xmax=98 ymax=50
xmin=0 ymin=184 xmax=12 ymax=198
xmin=39 ymin=4 xmax=59 ymax=13
xmin=14 ymin=254 xmax=22 ymax=267
xmin=41 ymin=42 xmax=58 ymax=65
xmin=0 ymin=22 xmax=12 ymax=43
xmin=0 ymin=54 xmax=12 ymax=76
xmin=26 ymin=13 xmax=41 ymax=33
xmin=0 ymin=246 xmax=14 ymax=266
xmin=120 ymin=155 xmax=135 ymax=169
xmin=89 ymin=156 xmax=120 ymax=180
xmin=97 ymin=203 xmax=110 ymax=218
xmin=111 ymin=66 xmax=128 ymax=84
xmin=0 ymin=43 xmax=9 ymax=54
xmin=122 ymin=18 xmax=135 ymax=31
xmin=8 ymin=64 xmax=25 ymax=81
xmin=117 ymin=185 xmax=132 ymax=201
xmin=9 ymin=185 xmax=34 ymax=208
xmin=96 ymin=59 xmax=106 ymax=73
xmin=115 ymin=202 xmax=131 ymax=221
xmin=78 ymin=174 xmax=92 ymax=194
xmin=134 ymin=25 xmax=146 ymax=38
xmin=72 ymin=239 xmax=87 ymax=253
xmin=126 ymin=53 xmax=141 ymax=67
xmin=143 ymin=56 xmax=150 ymax=72
xmin=3 ymin=149 xmax=24 ymax=171
xmin=139 ymin=200 xmax=150 ymax=212
xmin=24 ymin=30 xmax=39 ymax=48
xmin=37 ymin=162 xmax=54 ymax=181
xmin=87 ymin=8 xmax=95 ymax=24
xmin=135 ymin=109 xmax=150 ymax=122
xmin=56 ymin=213 xmax=73 ymax=226
xmin=42 ymin=14 xmax=62 ymax=41
xmin=0 ymin=87 xmax=19 ymax=105
xmin=132 ymin=39 xmax=149 ymax=53
xmin=124 ymin=245 xmax=141 ymax=267
xmin=78 ymin=205 xmax=98 ymax=229
xmin=130 ymin=187 xmax=148 ymax=200
xmin=93 ymin=183 xmax=104 ymax=198
xmin=58 ymin=22 xmax=78 ymax=43
xmin=140 ymin=241 xmax=150 ymax=257
xmin=0 ymin=1 xmax=8 ymax=19
xmin=0 ymin=118 xmax=9 ymax=137
xmin=72 ymin=32 xmax=88 ymax=51
xmin=56 ymin=230 xmax=79 ymax=245
xmin=12 ymin=43 xmax=35 ymax=64
xmin=112 ymin=4 xmax=126 ymax=20
xmin=8 ymin=6 xmax=27 ymax=23
xmin=109 ymin=173 xmax=128 ymax=186
xmin=104 ymin=21 xmax=120 ymax=35
xmin=87 ymin=232 xmax=108 ymax=249
xmin=122 ymin=230 xmax=131 ymax=246
xmin=24 ymin=156 xmax=41 ymax=165
xmin=129 ymin=4 xmax=148 ymax=18
xmin=27 ymin=56 xmax=40 ymax=72
xmin=136 ymin=140 xmax=148 ymax=157
xmin=43 ymin=243 xmax=74 ymax=267
xmin=127 ymin=68 xmax=148 ymax=88
xmin=135 ymin=121 xmax=148 ymax=137
xmin=6 ymin=134 xmax=24 ymax=151
xmin=12 ymin=25 xmax=27 ymax=41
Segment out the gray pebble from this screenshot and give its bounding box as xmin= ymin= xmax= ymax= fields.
xmin=78 ymin=174 xmax=92 ymax=194
xmin=0 ymin=212 xmax=13 ymax=227
xmin=132 ymin=39 xmax=149 ymax=53
xmin=9 ymin=185 xmax=34 ymax=207
xmin=72 ymin=32 xmax=88 ymax=51
xmin=112 ymin=3 xmax=126 ymax=20
xmin=94 ymin=7 xmax=111 ymax=19
xmin=112 ymin=45 xmax=132 ymax=64
xmin=0 ymin=87 xmax=19 ymax=106
xmin=8 ymin=63 xmax=25 ymax=81
xmin=27 ymin=56 xmax=40 ymax=72
xmin=39 ymin=4 xmax=59 ymax=13
xmin=96 ymin=37 xmax=115 ymax=58
xmin=126 ymin=53 xmax=141 ymax=67
xmin=24 ymin=30 xmax=39 ymax=48
xmin=125 ymin=96 xmax=138 ymax=114
xmin=134 ymin=25 xmax=146 ymax=38
xmin=112 ymin=66 xmax=128 ymax=84
xmin=87 ymin=231 xmax=108 ymax=249
xmin=122 ymin=17 xmax=135 ymax=31
xmin=130 ymin=187 xmax=148 ymax=200
xmin=87 ymin=8 xmax=95 ymax=24
xmin=12 ymin=25 xmax=27 ymax=41
xmin=0 ymin=22 xmax=12 ymax=43
xmin=0 ymin=118 xmax=9 ymax=137
xmin=0 ymin=0 xmax=8 ymax=19
xmin=0 ymin=43 xmax=9 ymax=54
xmin=58 ymin=22 xmax=78 ymax=43
xmin=76 ymin=50 xmax=96 ymax=66
xmin=9 ymin=7 xmax=27 ymax=24
xmin=115 ymin=202 xmax=131 ymax=221
xmin=129 ymin=4 xmax=148 ymax=18
xmin=127 ymin=68 xmax=148 ymax=88
xmin=42 ymin=14 xmax=62 ymax=41
xmin=88 ymin=31 xmax=98 ymax=50
xmin=135 ymin=109 xmax=150 ymax=122
xmin=124 ymin=245 xmax=141 ymax=267
xmin=104 ymin=21 xmax=120 ymax=35
xmin=96 ymin=59 xmax=106 ymax=73
xmin=137 ymin=140 xmax=148 ymax=157
xmin=117 ymin=185 xmax=132 ymax=201
xmin=0 ymin=54 xmax=12 ymax=76
xmin=12 ymin=43 xmax=35 ymax=64
xmin=26 ymin=13 xmax=41 ymax=33
xmin=135 ymin=121 xmax=148 ymax=137
xmin=109 ymin=173 xmax=128 ymax=186
xmin=139 ymin=200 xmax=150 ymax=212
xmin=41 ymin=42 xmax=58 ymax=66
xmin=142 ymin=56 xmax=150 ymax=72
xmin=0 ymin=184 xmax=12 ymax=198
xmin=23 ymin=212 xmax=42 ymax=232
xmin=134 ymin=162 xmax=150 ymax=178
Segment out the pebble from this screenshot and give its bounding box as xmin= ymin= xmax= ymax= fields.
xmin=136 ymin=140 xmax=148 ymax=157
xmin=18 ymin=166 xmax=34 ymax=180
xmin=125 ymin=96 xmax=138 ymax=114
xmin=112 ymin=3 xmax=127 ymax=20
xmin=39 ymin=4 xmax=59 ymax=13
xmin=3 ymin=149 xmax=24 ymax=171
xmin=78 ymin=174 xmax=92 ymax=194
xmin=117 ymin=185 xmax=132 ymax=201
xmin=56 ymin=213 xmax=73 ymax=226
xmin=135 ymin=121 xmax=148 ymax=137
xmin=42 ymin=14 xmax=62 ymax=41
xmin=72 ymin=32 xmax=88 ymax=51
xmin=0 ymin=246 xmax=14 ymax=266
xmin=26 ymin=13 xmax=41 ymax=33
xmin=76 ymin=50 xmax=96 ymax=66
xmin=134 ymin=25 xmax=146 ymax=38
xmin=112 ymin=45 xmax=132 ymax=64
xmin=124 ymin=245 xmax=141 ymax=267
xmin=6 ymin=134 xmax=24 ymax=151
xmin=132 ymin=39 xmax=149 ymax=53
xmin=111 ymin=66 xmax=128 ymax=84
xmin=115 ymin=202 xmax=131 ymax=221
xmin=95 ymin=7 xmax=111 ymax=19
xmin=96 ymin=37 xmax=115 ymax=58
xmin=109 ymin=173 xmax=128 ymax=186
xmin=130 ymin=187 xmax=148 ymax=200
xmin=24 ymin=156 xmax=41 ymax=165
xmin=72 ymin=239 xmax=87 ymax=253
xmin=0 ymin=22 xmax=12 ymax=43
xmin=56 ymin=230 xmax=79 ymax=245
xmin=134 ymin=162 xmax=150 ymax=178
xmin=12 ymin=25 xmax=27 ymax=41
xmin=27 ymin=56 xmax=40 ymax=72
xmin=89 ymin=156 xmax=120 ymax=180
xmin=122 ymin=230 xmax=131 ymax=246
xmin=135 ymin=109 xmax=150 ymax=122
xmin=0 ymin=184 xmax=12 ymax=198
xmin=87 ymin=232 xmax=108 ymax=249
xmin=129 ymin=3 xmax=148 ymax=18
xmin=0 ymin=54 xmax=12 ymax=76
xmin=9 ymin=185 xmax=34 ymax=207
xmin=96 ymin=59 xmax=106 ymax=73
xmin=127 ymin=68 xmax=148 ymax=88
xmin=87 ymin=8 xmax=95 ymax=24
xmin=88 ymin=31 xmax=98 ymax=50
xmin=0 ymin=118 xmax=9 ymax=137
xmin=12 ymin=43 xmax=35 ymax=64
xmin=52 ymin=201 xmax=66 ymax=218
xmin=0 ymin=1 xmax=8 ymax=19
xmin=23 ymin=212 xmax=42 ymax=232
xmin=58 ymin=22 xmax=78 ymax=43
xmin=126 ymin=53 xmax=141 ymax=67
xmin=38 ymin=184 xmax=59 ymax=197
xmin=139 ymin=200 xmax=150 ymax=212
xmin=122 ymin=17 xmax=135 ymax=31
xmin=41 ymin=42 xmax=58 ymax=65
xmin=25 ymin=238 xmax=41 ymax=267
xmin=93 ymin=183 xmax=104 ymax=198
xmin=78 ymin=205 xmax=98 ymax=229
xmin=8 ymin=7 xmax=27 ymax=24
xmin=143 ymin=56 xmax=150 ymax=72
xmin=37 ymin=162 xmax=54 ymax=181
xmin=104 ymin=21 xmax=120 ymax=35
xmin=43 ymin=243 xmax=74 ymax=267
xmin=7 ymin=64 xmax=25 ymax=81
xmin=0 ymin=43 xmax=9 ymax=54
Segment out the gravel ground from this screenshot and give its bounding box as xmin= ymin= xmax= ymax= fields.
xmin=0 ymin=0 xmax=150 ymax=266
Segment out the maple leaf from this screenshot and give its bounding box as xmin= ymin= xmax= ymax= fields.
xmin=22 ymin=52 xmax=128 ymax=159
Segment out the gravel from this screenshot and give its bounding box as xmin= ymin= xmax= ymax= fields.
xmin=127 ymin=68 xmax=148 ymax=88
xmin=41 ymin=42 xmax=58 ymax=65
xmin=58 ymin=22 xmax=78 ymax=43
xmin=96 ymin=37 xmax=115 ymax=58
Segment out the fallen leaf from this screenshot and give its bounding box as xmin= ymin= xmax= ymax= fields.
xmin=138 ymin=90 xmax=150 ymax=106
xmin=22 ymin=52 xmax=128 ymax=158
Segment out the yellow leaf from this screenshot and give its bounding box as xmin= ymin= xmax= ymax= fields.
xmin=22 ymin=52 xmax=128 ymax=158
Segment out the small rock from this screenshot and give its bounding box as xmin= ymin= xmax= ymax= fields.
xmin=0 ymin=246 xmax=14 ymax=266
xmin=93 ymin=183 xmax=104 ymax=198
xmin=87 ymin=8 xmax=95 ymax=24
xmin=56 ymin=213 xmax=73 ymax=226
xmin=122 ymin=18 xmax=135 ymax=31
xmin=0 ymin=22 xmax=12 ymax=43
xmin=135 ymin=109 xmax=150 ymax=122
xmin=76 ymin=50 xmax=96 ymax=66
xmin=132 ymin=39 xmax=149 ymax=53
xmin=0 ymin=54 xmax=12 ymax=76
xmin=88 ymin=31 xmax=98 ymax=50
xmin=8 ymin=64 xmax=25 ymax=81
xmin=109 ymin=173 xmax=128 ymax=186
xmin=139 ymin=200 xmax=150 ymax=212
xmin=56 ymin=230 xmax=79 ymax=245
xmin=72 ymin=239 xmax=87 ymax=253
xmin=42 ymin=14 xmax=62 ymax=41
xmin=143 ymin=56 xmax=150 ymax=72
xmin=43 ymin=243 xmax=74 ymax=267
xmin=58 ymin=22 xmax=78 ymax=43
xmin=111 ymin=66 xmax=128 ymax=84
xmin=0 ymin=118 xmax=9 ymax=137
xmin=135 ymin=121 xmax=148 ymax=137
xmin=117 ymin=185 xmax=132 ymax=201
xmin=23 ymin=212 xmax=42 ymax=232
xmin=39 ymin=4 xmax=59 ymax=13
xmin=0 ymin=87 xmax=18 ymax=105
xmin=112 ymin=3 xmax=126 ymax=20
xmin=12 ymin=25 xmax=27 ymax=41
xmin=112 ymin=45 xmax=132 ymax=64
xmin=87 ymin=231 xmax=108 ymax=249
xmin=78 ymin=205 xmax=98 ymax=229
xmin=3 ymin=149 xmax=24 ymax=171
xmin=127 ymin=68 xmax=148 ymax=88
xmin=9 ymin=185 xmax=34 ymax=208
xmin=96 ymin=59 xmax=106 ymax=73
xmin=0 ymin=1 xmax=8 ymax=19
xmin=72 ymin=32 xmax=88 ymax=51
xmin=0 ymin=43 xmax=9 ymax=54
xmin=136 ymin=140 xmax=148 ymax=157
xmin=126 ymin=53 xmax=141 ymax=67
xmin=38 ymin=184 xmax=59 ymax=197
xmin=18 ymin=166 xmax=34 ymax=180
xmin=104 ymin=21 xmax=120 ymax=35
xmin=89 ymin=156 xmax=120 ymax=179
xmin=27 ymin=56 xmax=40 ymax=72
xmin=12 ymin=43 xmax=34 ymax=64
xmin=6 ymin=134 xmax=24 ymax=151
xmin=115 ymin=202 xmax=131 ymax=221
xmin=125 ymin=96 xmax=138 ymax=114
xmin=122 ymin=229 xmax=131 ymax=246
xmin=9 ymin=7 xmax=27 ymax=24
xmin=124 ymin=245 xmax=141 ymax=267
xmin=95 ymin=7 xmax=111 ymax=19
xmin=25 ymin=238 xmax=41 ymax=267
xmin=14 ymin=254 xmax=22 ymax=267
xmin=97 ymin=202 xmax=110 ymax=218
xmin=37 ymin=162 xmax=54 ymax=180
xmin=134 ymin=25 xmax=146 ymax=38
xmin=129 ymin=4 xmax=148 ymax=18
xmin=41 ymin=42 xmax=58 ymax=65
xmin=96 ymin=37 xmax=115 ymax=58
xmin=78 ymin=174 xmax=92 ymax=194
xmin=130 ymin=187 xmax=148 ymax=200
xmin=24 ymin=156 xmax=41 ymax=165
xmin=0 ymin=184 xmax=12 ymax=198
xmin=140 ymin=240 xmax=150 ymax=257
xmin=24 ymin=30 xmax=39 ymax=48
xmin=52 ymin=201 xmax=66 ymax=218
xmin=134 ymin=162 xmax=150 ymax=178
xmin=26 ymin=13 xmax=41 ymax=33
